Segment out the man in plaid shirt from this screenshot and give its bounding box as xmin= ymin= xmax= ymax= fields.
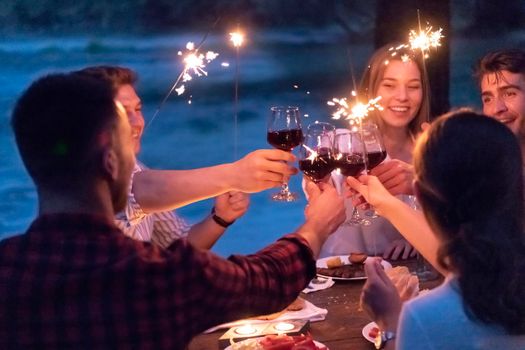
xmin=1 ymin=73 xmax=345 ymax=349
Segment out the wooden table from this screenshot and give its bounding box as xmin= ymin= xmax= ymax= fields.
xmin=188 ymin=258 xmax=442 ymax=350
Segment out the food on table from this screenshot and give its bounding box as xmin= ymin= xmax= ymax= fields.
xmin=230 ymin=334 xmax=326 ymax=350
xmin=368 ymin=325 xmax=380 ymax=339
xmin=316 ymin=263 xmax=365 ymax=279
xmin=348 ymin=252 xmax=367 ymax=264
xmin=325 ymin=256 xmax=343 ymax=269
xmin=385 ymin=266 xmax=419 ymax=301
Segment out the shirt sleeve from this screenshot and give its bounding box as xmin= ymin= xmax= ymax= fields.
xmin=161 ymin=233 xmax=317 ymax=333
xmin=150 ymin=211 xmax=192 ymax=248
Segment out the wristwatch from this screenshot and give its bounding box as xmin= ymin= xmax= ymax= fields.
xmin=375 ymin=330 xmax=395 ymax=349
xmin=211 ymin=207 xmax=235 ymax=228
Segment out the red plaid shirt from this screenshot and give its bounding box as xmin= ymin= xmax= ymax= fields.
xmin=0 ymin=213 xmax=316 ymax=349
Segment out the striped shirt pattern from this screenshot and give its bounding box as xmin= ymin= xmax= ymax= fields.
xmin=115 ymin=162 xmax=191 ymax=248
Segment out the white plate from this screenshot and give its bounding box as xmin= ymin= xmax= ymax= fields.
xmin=316 ymin=256 xmax=392 ymax=281
xmin=362 ymin=321 xmax=379 ymax=343
xmin=225 ymin=337 xmax=328 ymax=350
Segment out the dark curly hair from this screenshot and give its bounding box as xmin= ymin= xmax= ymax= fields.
xmin=414 ymin=110 xmax=525 ymax=334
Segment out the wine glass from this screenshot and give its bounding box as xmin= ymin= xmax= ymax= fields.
xmin=406 ymin=195 xmax=439 ymax=281
xmin=299 ymin=122 xmax=336 ymax=183
xmin=267 ymin=106 xmax=303 ymax=201
xmin=362 ymin=122 xmax=387 ymax=218
xmin=334 ymin=129 xmax=370 ymax=226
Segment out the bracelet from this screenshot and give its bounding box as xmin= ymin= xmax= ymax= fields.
xmin=211 ymin=207 xmax=235 ymax=228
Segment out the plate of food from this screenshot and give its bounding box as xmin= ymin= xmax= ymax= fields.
xmin=316 ymin=254 xmax=391 ymax=280
xmin=362 ymin=321 xmax=379 ymax=343
xmin=225 ymin=334 xmax=328 ymax=350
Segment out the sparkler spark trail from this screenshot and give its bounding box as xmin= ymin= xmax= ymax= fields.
xmin=145 ymin=42 xmax=219 ymax=130
xmin=384 ymin=22 xmax=443 ymax=62
xmin=327 ymin=94 xmax=383 ymax=127
xmin=145 ymin=17 xmax=221 ymax=131
xmin=409 ymin=26 xmax=443 ymax=58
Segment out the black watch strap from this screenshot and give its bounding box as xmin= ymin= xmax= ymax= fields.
xmin=211 ymin=207 xmax=235 ymax=228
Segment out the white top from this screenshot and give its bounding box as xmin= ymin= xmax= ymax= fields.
xmin=114 ymin=162 xmax=191 ymax=248
xmin=312 ymin=148 xmax=417 ymax=258
xmin=317 ymin=170 xmax=409 ymax=258
xmin=397 ymin=276 xmax=525 ymax=349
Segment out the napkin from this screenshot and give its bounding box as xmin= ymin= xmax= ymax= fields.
xmin=204 ymin=299 xmax=327 ymax=333
xmin=302 ymin=277 xmax=335 ymax=294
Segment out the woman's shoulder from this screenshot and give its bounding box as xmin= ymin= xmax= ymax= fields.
xmin=404 ymin=277 xmax=461 ymax=313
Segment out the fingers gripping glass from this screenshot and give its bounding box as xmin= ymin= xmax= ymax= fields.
xmin=267 ymin=106 xmax=303 ymax=202
xmin=362 ymin=123 xmax=387 ymax=219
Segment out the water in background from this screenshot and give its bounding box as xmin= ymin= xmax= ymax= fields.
xmin=0 ymin=28 xmax=522 ymax=256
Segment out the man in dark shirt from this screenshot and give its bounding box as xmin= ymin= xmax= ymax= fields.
xmin=0 ymin=73 xmax=345 ymax=349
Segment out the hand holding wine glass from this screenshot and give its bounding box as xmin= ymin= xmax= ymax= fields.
xmin=299 ymin=122 xmax=336 ymax=183
xmin=334 ymin=129 xmax=369 ymax=226
xmin=267 ymin=106 xmax=303 ymax=202
xmin=362 ymin=122 xmax=387 ymax=218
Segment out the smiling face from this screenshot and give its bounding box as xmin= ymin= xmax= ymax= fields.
xmin=115 ymin=84 xmax=144 ymax=155
xmin=481 ymin=70 xmax=525 ymax=139
xmin=109 ymin=101 xmax=136 ymax=212
xmin=375 ymin=60 xmax=423 ymax=130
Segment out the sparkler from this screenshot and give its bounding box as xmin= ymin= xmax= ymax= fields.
xmin=145 ymin=41 xmax=219 ymax=129
xmin=230 ymin=29 xmax=245 ymax=160
xmin=327 ymin=93 xmax=383 ymax=128
xmin=384 ymin=17 xmax=443 ymax=62
xmin=145 ymin=17 xmax=222 ymax=130
xmin=409 ymin=26 xmax=443 ymax=57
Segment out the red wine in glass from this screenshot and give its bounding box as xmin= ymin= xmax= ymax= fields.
xmin=334 ymin=130 xmax=370 ymax=226
xmin=367 ymin=150 xmax=387 ymax=170
xmin=362 ymin=123 xmax=387 ymax=218
xmin=299 ymin=147 xmax=335 ymax=182
xmin=337 ymin=153 xmax=366 ymax=177
xmin=267 ymin=129 xmax=304 ymax=151
xmin=267 ymin=106 xmax=302 ymax=202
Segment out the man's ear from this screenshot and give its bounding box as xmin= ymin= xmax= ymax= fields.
xmin=102 ymin=148 xmax=119 ymax=182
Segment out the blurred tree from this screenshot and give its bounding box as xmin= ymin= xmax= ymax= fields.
xmin=374 ymin=0 xmax=450 ymax=119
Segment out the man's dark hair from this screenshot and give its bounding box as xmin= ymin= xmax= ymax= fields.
xmin=75 ymin=66 xmax=137 ymax=92
xmin=474 ymin=49 xmax=525 ymax=86
xmin=11 ymin=73 xmax=117 ymax=189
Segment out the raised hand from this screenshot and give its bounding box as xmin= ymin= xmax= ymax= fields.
xmin=232 ymin=149 xmax=298 ymax=193
xmin=213 ymin=191 xmax=250 ymax=223
xmin=360 ymin=259 xmax=402 ymax=331
xmin=382 ymin=239 xmax=417 ymax=260
xmin=369 ymin=159 xmax=414 ymax=196
xmin=345 ymin=175 xmax=395 ymax=214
